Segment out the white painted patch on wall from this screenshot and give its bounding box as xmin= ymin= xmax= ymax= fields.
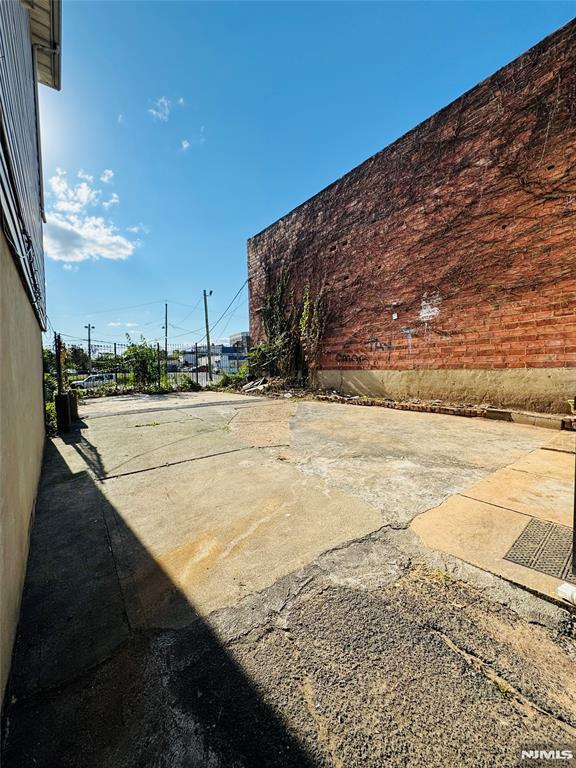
xmin=419 ymin=292 xmax=442 ymax=322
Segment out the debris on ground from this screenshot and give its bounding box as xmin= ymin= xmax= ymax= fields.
xmin=216 ymin=379 xmax=576 ymax=429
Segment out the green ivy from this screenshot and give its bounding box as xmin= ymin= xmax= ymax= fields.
xmin=45 ymin=401 xmax=57 ymax=437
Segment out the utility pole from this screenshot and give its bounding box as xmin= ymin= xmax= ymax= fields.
xmin=54 ymin=332 xmax=63 ymax=395
xmin=203 ymin=290 xmax=213 ymax=382
xmin=164 ymin=302 xmax=168 ymax=377
xmin=84 ymin=324 xmax=95 ymax=373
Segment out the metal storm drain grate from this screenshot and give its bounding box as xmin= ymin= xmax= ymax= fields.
xmin=504 ymin=518 xmax=575 ymax=583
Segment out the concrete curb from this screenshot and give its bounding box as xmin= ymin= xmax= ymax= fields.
xmin=315 ymin=394 xmax=576 ymax=431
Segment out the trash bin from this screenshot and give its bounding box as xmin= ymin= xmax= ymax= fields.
xmin=54 ymin=393 xmax=71 ymax=433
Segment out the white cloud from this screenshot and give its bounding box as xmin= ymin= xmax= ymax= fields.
xmin=148 ymin=96 xmax=171 ymax=122
xmin=117 ymin=113 xmax=124 ymax=124
xmin=63 ymin=263 xmax=79 ymax=272
xmin=178 ymin=128 xmax=206 ymax=153
xmin=126 ymin=223 xmax=150 ymax=235
xmin=100 ymin=169 xmax=114 ymax=183
xmin=45 ymin=212 xmax=137 ymax=263
xmin=49 ymin=169 xmax=100 ymax=214
xmin=77 ymin=169 xmax=94 ymax=183
xmin=44 ymin=167 xmax=141 ymax=264
xmin=178 ymin=97 xmax=185 ymax=106
xmin=102 ymin=192 xmax=120 ymax=210
xmin=108 ymin=321 xmax=139 ymax=328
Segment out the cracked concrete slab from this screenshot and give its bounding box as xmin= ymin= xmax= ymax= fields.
xmin=2 ymin=392 xmax=575 ymax=767
xmin=281 ymin=400 xmax=558 ymax=527
xmin=411 ymin=430 xmax=576 ymax=601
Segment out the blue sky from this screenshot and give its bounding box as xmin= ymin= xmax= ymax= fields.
xmin=39 ymin=1 xmax=575 ymax=348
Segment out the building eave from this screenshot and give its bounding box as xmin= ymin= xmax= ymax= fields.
xmin=23 ymin=0 xmax=62 ymax=90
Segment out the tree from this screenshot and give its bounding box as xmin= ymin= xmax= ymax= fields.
xmin=92 ymin=352 xmax=117 ymax=373
xmin=43 ymin=347 xmax=56 ymax=373
xmin=125 ymin=336 xmax=157 ymax=386
xmin=66 ymin=344 xmax=89 ymax=372
xmin=43 ymin=348 xmax=57 ymax=401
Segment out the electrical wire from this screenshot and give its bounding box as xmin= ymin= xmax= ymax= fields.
xmin=48 ymin=280 xmax=250 ymax=349
xmin=177 ymin=296 xmax=203 ymax=325
xmin=50 ymin=300 xmax=166 ymax=320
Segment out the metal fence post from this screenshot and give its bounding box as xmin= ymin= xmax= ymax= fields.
xmin=195 ymin=343 xmax=199 ymax=385
xmin=114 ymin=342 xmax=118 ymax=385
xmin=157 ymin=343 xmax=161 ymax=386
xmin=54 ymin=332 xmax=71 ymax=433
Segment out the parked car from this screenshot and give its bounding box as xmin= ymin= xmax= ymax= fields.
xmin=70 ymin=373 xmax=115 ymax=389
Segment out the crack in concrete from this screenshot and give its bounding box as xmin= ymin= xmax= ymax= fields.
xmin=433 ymin=629 xmax=576 ymax=738
xmin=99 ymin=444 xmax=290 ymax=481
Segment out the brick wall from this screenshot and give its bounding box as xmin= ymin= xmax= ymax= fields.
xmin=248 ymin=20 xmax=576 ymax=409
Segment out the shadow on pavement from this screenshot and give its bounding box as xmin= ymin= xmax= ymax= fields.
xmin=1 ymin=430 xmax=317 ymax=768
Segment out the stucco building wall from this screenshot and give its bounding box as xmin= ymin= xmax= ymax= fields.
xmin=248 ymin=20 xmax=576 ymax=413
xmin=0 ymin=233 xmax=45 ymax=701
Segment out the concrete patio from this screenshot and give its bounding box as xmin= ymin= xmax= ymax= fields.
xmin=3 ymin=392 xmax=575 ymax=767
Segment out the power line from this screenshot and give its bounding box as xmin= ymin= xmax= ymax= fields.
xmin=166 ymin=280 xmax=249 ymax=344
xmin=50 ymin=281 xmax=250 ymax=348
xmin=50 ymin=296 xmax=209 ymax=322
xmin=197 ymin=279 xmax=249 ymax=344
xmin=177 ymin=296 xmax=203 ymax=325
xmin=215 ymin=296 xmax=248 ymax=339
xmin=51 ymin=300 xmax=165 ymax=319
xmin=168 ymin=322 xmax=206 ymax=334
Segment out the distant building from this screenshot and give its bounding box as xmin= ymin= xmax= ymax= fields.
xmin=229 ymin=332 xmax=251 ymax=350
xmin=181 ymin=344 xmax=247 ymax=372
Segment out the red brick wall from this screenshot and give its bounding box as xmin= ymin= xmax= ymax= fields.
xmin=248 ymin=21 xmax=576 ymax=381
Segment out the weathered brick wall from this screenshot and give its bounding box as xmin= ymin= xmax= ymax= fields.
xmin=248 ymin=21 xmax=576 ymax=407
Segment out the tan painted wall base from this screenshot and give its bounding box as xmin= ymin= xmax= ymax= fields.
xmin=319 ymin=368 xmax=575 ymax=414
xmin=0 ymin=233 xmax=44 ymax=704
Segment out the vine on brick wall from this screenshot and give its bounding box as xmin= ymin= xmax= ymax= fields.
xmin=299 ymin=282 xmax=328 ymax=386
xmin=251 ymin=260 xmax=328 ymax=385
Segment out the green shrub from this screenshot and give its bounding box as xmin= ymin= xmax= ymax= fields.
xmin=124 ymin=336 xmax=158 ymax=387
xmin=219 ymin=364 xmax=249 ymax=388
xmin=178 ymin=377 xmax=202 ymax=392
xmin=144 ymin=383 xmax=173 ymax=395
xmin=45 ymin=401 xmax=57 ymax=437
xmin=44 ymin=372 xmax=57 ymax=401
xmin=76 ymin=378 xmax=203 ymax=399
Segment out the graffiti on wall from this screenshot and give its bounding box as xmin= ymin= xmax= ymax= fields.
xmin=364 ymin=337 xmax=393 ymax=352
